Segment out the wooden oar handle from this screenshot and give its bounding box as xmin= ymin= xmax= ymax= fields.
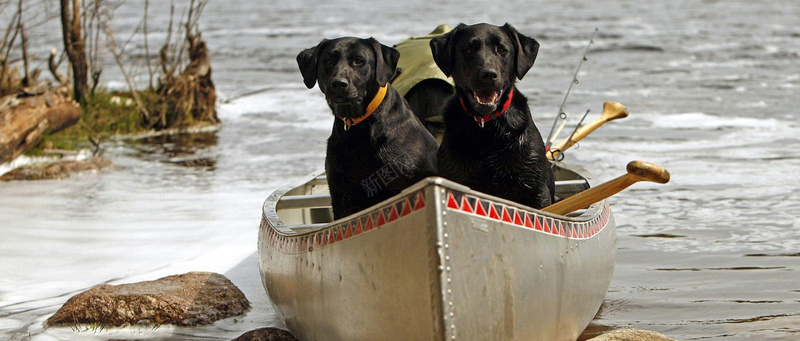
xmin=625 ymin=160 xmax=670 ymax=184
xmin=547 ymin=101 xmax=629 ymax=161
xmin=542 ymin=160 xmax=670 ymax=216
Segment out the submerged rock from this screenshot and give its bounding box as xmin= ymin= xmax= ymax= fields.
xmin=588 ymin=328 xmax=678 ymax=341
xmin=0 ymin=156 xmax=115 ymax=181
xmin=232 ymin=327 xmax=299 ymax=341
xmin=46 ymin=272 xmax=249 ymax=328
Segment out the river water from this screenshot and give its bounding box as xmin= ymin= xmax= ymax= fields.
xmin=1 ymin=0 xmax=799 ymax=340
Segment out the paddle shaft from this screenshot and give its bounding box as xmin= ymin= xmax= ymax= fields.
xmin=547 ymin=101 xmax=629 ymax=161
xmin=543 ymin=160 xmax=670 ymax=216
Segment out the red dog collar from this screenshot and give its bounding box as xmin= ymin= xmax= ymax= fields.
xmin=459 ymin=89 xmax=514 ymax=127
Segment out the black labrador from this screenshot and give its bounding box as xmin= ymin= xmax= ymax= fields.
xmin=430 ymin=23 xmax=555 ymax=209
xmin=297 ymin=37 xmax=438 ymax=219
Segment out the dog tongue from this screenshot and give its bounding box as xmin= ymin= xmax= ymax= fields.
xmin=474 ymin=91 xmax=498 ymax=105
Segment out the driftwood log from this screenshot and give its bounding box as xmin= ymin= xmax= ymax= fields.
xmin=0 ymin=86 xmax=81 ymax=164
xmin=0 ymin=156 xmax=114 ymax=181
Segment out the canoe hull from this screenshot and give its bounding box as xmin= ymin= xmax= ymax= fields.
xmin=259 ymin=170 xmax=616 ymax=340
xmin=259 ymin=189 xmax=442 ymax=340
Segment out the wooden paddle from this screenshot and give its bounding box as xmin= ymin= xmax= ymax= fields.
xmin=543 ymin=160 xmax=670 ymax=215
xmin=547 ymin=101 xmax=629 ymax=161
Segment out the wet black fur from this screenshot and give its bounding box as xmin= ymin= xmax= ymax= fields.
xmin=430 ymin=23 xmax=555 ymax=209
xmin=297 ymin=37 xmax=438 ymax=219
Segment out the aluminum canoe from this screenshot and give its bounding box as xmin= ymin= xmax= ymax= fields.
xmin=258 ymin=162 xmax=616 ymax=341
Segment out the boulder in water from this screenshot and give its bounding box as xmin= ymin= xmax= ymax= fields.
xmin=46 ymin=272 xmax=249 ymax=328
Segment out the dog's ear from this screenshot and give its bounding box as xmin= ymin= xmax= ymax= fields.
xmin=429 ymin=24 xmax=463 ymax=77
xmin=368 ymin=38 xmax=400 ymax=86
xmin=297 ymin=41 xmax=323 ymax=89
xmin=502 ymin=23 xmax=540 ymax=80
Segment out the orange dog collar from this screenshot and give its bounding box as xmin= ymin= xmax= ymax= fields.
xmin=342 ymin=84 xmax=388 ymax=130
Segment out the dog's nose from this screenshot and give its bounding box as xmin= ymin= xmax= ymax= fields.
xmin=480 ymin=69 xmax=498 ymax=81
xmin=330 ymin=78 xmax=349 ymax=90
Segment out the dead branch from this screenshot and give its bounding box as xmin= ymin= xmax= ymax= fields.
xmin=48 ymin=48 xmax=66 ymax=84
xmin=1 ymin=8 xmax=21 ymax=82
xmin=143 ymin=0 xmax=153 ymax=90
xmin=18 ymin=0 xmax=30 ymax=87
xmin=103 ymin=23 xmax=150 ymax=121
xmin=159 ymin=3 xmax=175 ymax=76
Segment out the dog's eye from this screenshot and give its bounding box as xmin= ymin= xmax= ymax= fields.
xmin=353 ymin=58 xmax=365 ymax=66
xmin=464 ymin=46 xmax=475 ymax=55
xmin=496 ymin=45 xmax=508 ymax=55
xmin=323 ymin=58 xmax=335 ymax=66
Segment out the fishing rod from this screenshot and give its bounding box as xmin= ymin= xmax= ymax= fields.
xmin=545 ymin=28 xmax=599 ymax=149
xmin=547 ymin=101 xmax=629 ymax=161
xmin=548 ymin=109 xmax=590 ymax=161
xmin=561 ymin=109 xmax=591 ymax=154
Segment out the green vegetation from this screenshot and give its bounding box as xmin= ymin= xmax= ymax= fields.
xmin=3 ymin=0 xmax=217 ymax=161
xmin=29 ymin=90 xmax=158 ymax=154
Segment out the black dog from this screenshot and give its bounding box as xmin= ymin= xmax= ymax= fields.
xmin=297 ymin=37 xmax=438 ymax=219
xmin=430 ymin=23 xmax=554 ymax=209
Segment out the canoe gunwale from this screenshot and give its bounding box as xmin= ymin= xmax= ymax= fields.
xmin=262 ymin=162 xmax=605 ymax=238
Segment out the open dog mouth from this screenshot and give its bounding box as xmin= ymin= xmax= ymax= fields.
xmin=473 ymin=90 xmax=500 ymax=106
xmin=466 ymin=89 xmax=504 ymax=115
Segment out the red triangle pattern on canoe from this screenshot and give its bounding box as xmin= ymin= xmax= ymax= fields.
xmin=354 ymin=220 xmax=363 ymax=235
xmin=413 ymin=193 xmax=426 ymax=210
xmin=474 ymin=201 xmax=487 ymax=216
xmin=364 ymin=216 xmax=374 ymax=231
xmin=461 ymin=196 xmax=473 ymax=214
xmin=488 ymin=204 xmax=500 ymax=220
xmin=513 ymin=211 xmax=523 ymax=226
xmin=524 ymin=214 xmax=534 ymax=229
xmin=447 ymin=192 xmax=459 ymax=209
xmin=376 ymin=211 xmax=386 ymax=227
xmin=336 ymin=226 xmax=344 ymax=241
xmin=344 ymin=223 xmax=353 ymax=239
xmin=437 ymin=191 xmax=611 ymax=242
xmin=266 ymin=190 xmax=428 ymax=253
xmin=501 ymin=207 xmax=512 ymax=223
xmin=401 ymin=200 xmax=413 ymax=217
xmin=266 ymin=189 xmax=610 ymax=254
xmin=388 ymin=205 xmax=399 ymax=222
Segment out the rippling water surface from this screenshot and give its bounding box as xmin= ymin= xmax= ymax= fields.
xmin=1 ymin=0 xmax=799 ymax=340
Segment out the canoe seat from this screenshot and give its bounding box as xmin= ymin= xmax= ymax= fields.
xmin=276 ymin=194 xmax=332 ymax=210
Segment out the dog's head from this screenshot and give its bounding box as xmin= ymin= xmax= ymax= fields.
xmin=430 ymin=23 xmax=539 ymax=115
xmin=297 ymin=37 xmax=400 ymax=120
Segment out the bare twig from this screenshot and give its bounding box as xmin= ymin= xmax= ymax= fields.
xmin=1 ymin=8 xmax=21 ymax=87
xmin=103 ymin=24 xmax=150 ymax=121
xmin=160 ymin=2 xmax=175 ymax=76
xmin=144 ymin=0 xmax=153 ymax=90
xmin=48 ymin=47 xmax=66 ymax=83
xmin=18 ymin=0 xmax=30 ymax=87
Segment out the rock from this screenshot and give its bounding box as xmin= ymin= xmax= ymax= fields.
xmin=588 ymin=328 xmax=678 ymax=341
xmin=46 ymin=272 xmax=249 ymax=328
xmin=232 ymin=327 xmax=299 ymax=341
xmin=0 ymin=156 xmax=115 ymax=181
